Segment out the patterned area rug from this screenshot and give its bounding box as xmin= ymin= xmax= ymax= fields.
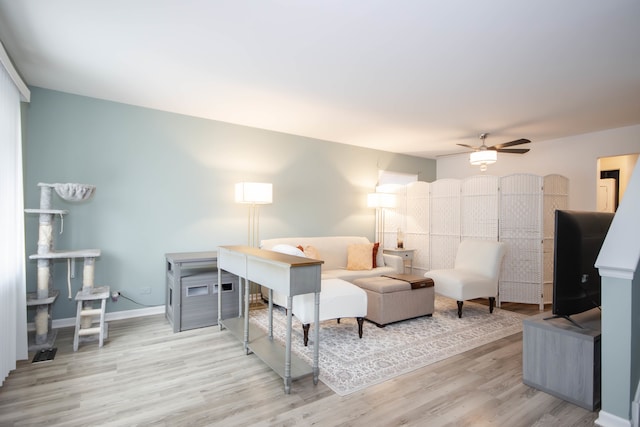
xmin=250 ymin=295 xmax=526 ymax=396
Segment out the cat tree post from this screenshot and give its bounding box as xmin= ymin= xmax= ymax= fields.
xmin=81 ymin=256 xmax=97 ymax=329
xmin=31 ymin=184 xmax=62 ymax=346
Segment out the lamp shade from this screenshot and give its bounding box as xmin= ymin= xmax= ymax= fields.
xmin=367 ymin=192 xmax=396 ymax=209
xmin=469 ymin=150 xmax=497 ymax=165
xmin=235 ymin=182 xmax=273 ymax=204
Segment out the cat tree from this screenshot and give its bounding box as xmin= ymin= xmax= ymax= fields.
xmin=25 ymin=182 xmax=99 ymax=350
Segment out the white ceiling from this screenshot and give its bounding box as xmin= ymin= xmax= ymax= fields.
xmin=0 ymin=1 xmax=639 ymax=158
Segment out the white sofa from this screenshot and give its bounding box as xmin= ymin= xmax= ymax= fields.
xmin=260 ymin=236 xmax=404 ymax=281
xmin=259 ymin=236 xmax=404 ymax=311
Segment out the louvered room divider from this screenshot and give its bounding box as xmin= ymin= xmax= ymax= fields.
xmin=381 ymin=174 xmax=568 ymax=309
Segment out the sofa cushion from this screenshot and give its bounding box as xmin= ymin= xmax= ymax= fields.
xmin=347 ymin=243 xmax=374 ymax=270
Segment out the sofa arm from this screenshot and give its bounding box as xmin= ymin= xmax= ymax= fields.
xmin=383 ymin=254 xmax=404 ymax=274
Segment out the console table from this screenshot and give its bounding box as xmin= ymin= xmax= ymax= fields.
xmin=217 ymin=245 xmax=323 ymax=394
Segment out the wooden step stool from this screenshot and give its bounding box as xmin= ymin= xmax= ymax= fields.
xmin=73 ymin=285 xmax=110 ymax=351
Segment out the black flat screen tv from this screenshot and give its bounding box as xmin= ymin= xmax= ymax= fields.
xmin=552 ymin=209 xmax=614 ymax=321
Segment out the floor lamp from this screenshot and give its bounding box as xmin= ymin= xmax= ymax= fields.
xmin=235 ymin=182 xmax=273 ymax=305
xmin=367 ymin=192 xmax=396 ymax=248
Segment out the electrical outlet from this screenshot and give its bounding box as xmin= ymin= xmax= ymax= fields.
xmin=140 ymin=287 xmax=151 ymax=295
xmin=111 ymin=291 xmax=120 ymax=302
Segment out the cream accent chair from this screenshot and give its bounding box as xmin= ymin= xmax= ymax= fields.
xmin=426 ymin=239 xmax=506 ymax=318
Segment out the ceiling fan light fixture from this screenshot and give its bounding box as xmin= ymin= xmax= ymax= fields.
xmin=469 ymin=149 xmax=497 ymax=165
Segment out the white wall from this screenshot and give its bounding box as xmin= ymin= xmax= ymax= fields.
xmin=436 ymin=125 xmax=640 ymax=211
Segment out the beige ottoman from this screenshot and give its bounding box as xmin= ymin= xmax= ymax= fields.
xmin=353 ymin=275 xmax=434 ymax=327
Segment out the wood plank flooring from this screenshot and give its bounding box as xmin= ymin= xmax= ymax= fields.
xmin=0 ymin=302 xmax=599 ymax=426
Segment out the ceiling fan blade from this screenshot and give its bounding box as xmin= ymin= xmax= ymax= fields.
xmin=494 ymin=148 xmax=530 ymax=154
xmin=456 ymin=143 xmax=476 ymax=149
xmin=490 ymin=138 xmax=531 ymax=150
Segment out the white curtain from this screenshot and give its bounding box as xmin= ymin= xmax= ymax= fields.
xmin=0 ymin=49 xmax=28 ymax=385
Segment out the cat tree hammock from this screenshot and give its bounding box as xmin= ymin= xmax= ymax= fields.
xmin=25 ymin=182 xmax=100 ymax=350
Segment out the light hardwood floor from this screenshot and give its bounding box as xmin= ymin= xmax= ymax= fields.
xmin=0 ymin=302 xmax=599 ymax=427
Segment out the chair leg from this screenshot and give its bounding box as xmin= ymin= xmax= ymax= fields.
xmin=99 ymin=297 xmax=107 ymax=347
xmin=456 ymin=301 xmax=463 ymax=318
xmin=489 ymin=297 xmax=495 ymax=314
xmin=73 ymin=300 xmax=82 ymax=351
xmin=356 ymin=317 xmax=364 ymax=338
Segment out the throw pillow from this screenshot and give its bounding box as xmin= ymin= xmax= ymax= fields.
xmin=303 ymin=245 xmax=321 ymax=260
xmin=346 ymin=243 xmax=374 ymax=270
xmin=372 ymin=242 xmax=379 ymax=268
xmin=271 ymin=244 xmax=306 ymax=258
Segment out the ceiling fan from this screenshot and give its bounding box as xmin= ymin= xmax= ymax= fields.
xmin=459 ymin=133 xmax=531 ymax=172
xmin=458 ymin=133 xmax=531 ymax=154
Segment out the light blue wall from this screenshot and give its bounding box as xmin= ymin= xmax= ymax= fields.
xmin=600 ymin=276 xmax=636 ymax=420
xmin=23 ymin=87 xmax=436 ymax=320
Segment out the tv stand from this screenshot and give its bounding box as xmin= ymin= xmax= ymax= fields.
xmin=523 ymin=309 xmax=601 ymax=411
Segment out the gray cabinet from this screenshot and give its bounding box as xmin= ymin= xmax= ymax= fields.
xmin=165 ymin=251 xmax=239 ymax=332
xmin=522 ymin=309 xmax=601 ymax=410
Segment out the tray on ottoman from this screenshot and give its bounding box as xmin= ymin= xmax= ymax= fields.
xmin=383 ymin=274 xmax=434 ymax=289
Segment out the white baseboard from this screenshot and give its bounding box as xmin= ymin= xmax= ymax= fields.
xmin=27 ymin=305 xmax=165 ymax=331
xmin=596 ymin=410 xmax=632 ymax=427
